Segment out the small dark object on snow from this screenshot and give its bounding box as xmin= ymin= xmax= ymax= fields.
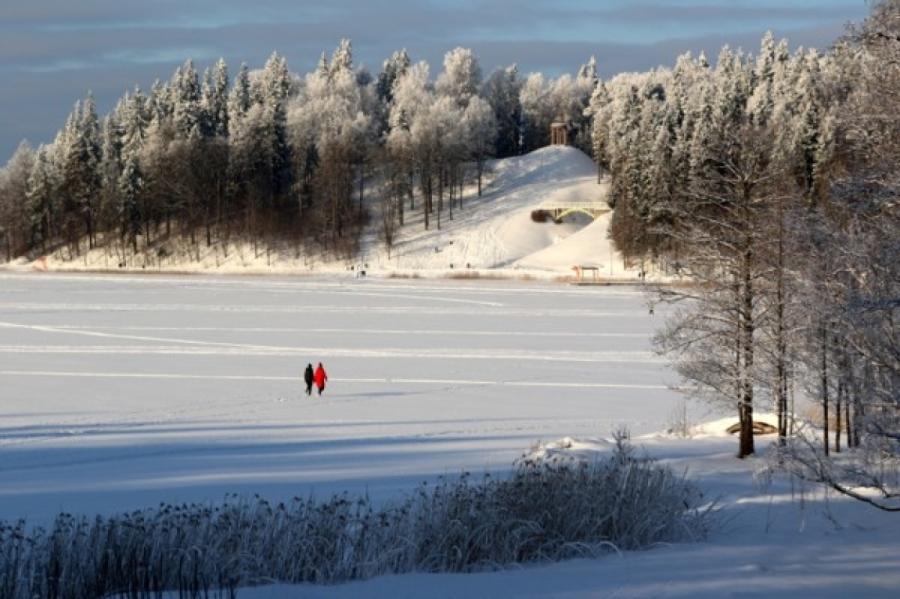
xmin=726 ymin=421 xmax=777 ymax=436
xmin=303 ymin=363 xmax=314 ymax=396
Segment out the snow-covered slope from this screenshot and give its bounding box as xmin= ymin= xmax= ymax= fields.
xmin=363 ymin=145 xmax=642 ymax=278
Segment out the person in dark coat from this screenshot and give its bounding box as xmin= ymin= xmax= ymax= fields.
xmin=303 ymin=363 xmax=314 ymax=396
xmin=314 ymin=362 xmax=328 ymax=396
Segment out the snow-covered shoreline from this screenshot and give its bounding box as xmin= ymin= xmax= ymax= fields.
xmin=0 ymin=147 xmax=680 ymax=285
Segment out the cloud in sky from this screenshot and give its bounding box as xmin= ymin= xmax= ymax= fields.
xmin=0 ymin=0 xmax=869 ymax=160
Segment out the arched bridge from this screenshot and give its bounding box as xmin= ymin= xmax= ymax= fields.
xmin=537 ymin=180 xmax=611 ymax=221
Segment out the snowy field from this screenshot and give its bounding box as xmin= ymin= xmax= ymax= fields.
xmin=0 ymin=271 xmax=679 ymax=523
xmin=2 ymin=272 xmax=898 ymax=598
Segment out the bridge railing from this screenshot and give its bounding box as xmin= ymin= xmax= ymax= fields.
xmin=537 ymin=200 xmax=611 ymax=211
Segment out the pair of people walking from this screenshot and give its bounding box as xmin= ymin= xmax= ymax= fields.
xmin=304 ymin=362 xmax=328 ymax=396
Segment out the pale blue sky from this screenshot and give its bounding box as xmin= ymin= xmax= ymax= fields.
xmin=0 ymin=0 xmax=869 ymax=160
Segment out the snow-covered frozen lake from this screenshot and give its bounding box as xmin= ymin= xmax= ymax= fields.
xmin=0 ymin=272 xmax=683 ymax=523
xmin=4 ymin=273 xmax=900 ymax=599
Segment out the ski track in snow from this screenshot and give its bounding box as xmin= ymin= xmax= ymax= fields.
xmin=0 ymin=344 xmax=662 ymax=362
xmin=0 ymin=316 xmax=663 ymax=362
xmin=18 ymin=325 xmax=648 ymax=338
xmin=1 ymin=370 xmax=669 ymax=390
xmin=0 ymin=302 xmax=646 ymax=318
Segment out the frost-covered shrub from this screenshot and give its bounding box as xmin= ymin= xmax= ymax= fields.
xmin=0 ymin=441 xmax=712 ymax=598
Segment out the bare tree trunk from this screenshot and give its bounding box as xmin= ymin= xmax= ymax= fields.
xmin=85 ymin=211 xmax=94 ymax=250
xmin=835 ymin=377 xmax=843 ymax=453
xmin=460 ymin=177 xmax=465 ymax=210
xmin=437 ymin=166 xmax=443 ymax=231
xmin=358 ymin=162 xmax=365 ymax=217
xmin=398 ymin=179 xmax=405 ymax=226
xmin=423 ymin=173 xmax=431 ymax=231
xmin=477 ymin=161 xmax=483 ymax=197
xmin=845 ymin=379 xmax=853 ymax=448
xmin=775 ymin=194 xmax=788 ymax=445
xmin=821 ymin=326 xmax=830 ymax=457
xmin=739 ymin=242 xmax=756 ymax=459
xmin=448 ymin=168 xmax=454 ymax=221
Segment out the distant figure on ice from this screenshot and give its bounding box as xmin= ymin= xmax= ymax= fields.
xmin=314 ymin=362 xmax=328 ymax=396
xmin=303 ymin=363 xmax=314 ymax=396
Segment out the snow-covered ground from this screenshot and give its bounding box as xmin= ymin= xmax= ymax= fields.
xmin=0 ymin=272 xmax=678 ymax=523
xmin=1 ymin=272 xmax=897 ymax=597
xmin=4 ymin=146 xmax=652 ymax=280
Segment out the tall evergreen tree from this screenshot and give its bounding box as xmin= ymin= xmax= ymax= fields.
xmin=172 ymin=59 xmax=202 ymax=138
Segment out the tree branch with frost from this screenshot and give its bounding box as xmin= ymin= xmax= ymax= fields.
xmin=772 ymin=424 xmax=900 ymax=512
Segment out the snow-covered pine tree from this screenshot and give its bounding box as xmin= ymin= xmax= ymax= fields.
xmin=58 ymin=95 xmax=102 ymax=252
xmin=116 ymin=89 xmax=148 ymax=253
xmin=147 ymin=79 xmax=172 ymax=124
xmin=228 ymin=63 xmax=252 ymax=124
xmin=376 ymin=49 xmax=411 ymax=106
xmin=202 ymin=59 xmax=230 ymax=138
xmin=572 ymin=56 xmax=600 ymax=152
xmin=260 ymin=52 xmax=293 ymax=200
xmin=79 ymin=93 xmax=102 ymax=248
xmin=117 ymin=152 xmax=142 ymax=254
xmin=172 ymin=59 xmax=202 ymax=139
xmin=0 ymin=142 xmax=36 ymax=259
xmin=330 ymin=39 xmax=353 ymax=77
xmin=586 ymin=80 xmax=611 ymax=179
xmin=23 ymin=144 xmax=53 ymax=254
xmin=748 ymin=31 xmax=778 ymax=126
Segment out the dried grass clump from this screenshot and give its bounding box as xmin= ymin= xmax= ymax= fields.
xmin=0 ymin=440 xmax=712 ymax=598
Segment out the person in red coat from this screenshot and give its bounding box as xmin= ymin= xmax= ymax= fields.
xmin=314 ymin=362 xmax=328 ymax=396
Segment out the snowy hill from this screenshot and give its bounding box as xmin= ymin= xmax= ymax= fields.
xmin=6 ymin=146 xmax=648 ymax=280
xmin=360 ymin=145 xmax=642 ymax=279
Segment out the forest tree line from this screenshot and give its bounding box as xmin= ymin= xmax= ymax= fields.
xmin=589 ymin=0 xmax=898 ymax=508
xmin=0 ymin=42 xmax=598 ymax=263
